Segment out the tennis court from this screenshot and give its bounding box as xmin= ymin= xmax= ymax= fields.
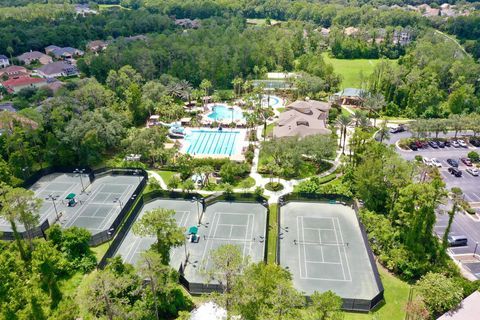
xmin=279 ymin=202 xmax=382 ymax=305
xmin=0 ymin=172 xmax=141 ymax=235
xmin=116 ymin=199 xmax=199 ymax=266
xmin=115 ymin=200 xmax=267 ymax=293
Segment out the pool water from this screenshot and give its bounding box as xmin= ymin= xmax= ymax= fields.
xmin=185 ymin=130 xmax=239 ymax=156
xmin=262 ymin=95 xmax=281 ymax=108
xmin=208 ymin=105 xmax=244 ymax=121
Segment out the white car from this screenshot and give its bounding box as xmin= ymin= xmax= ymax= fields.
xmin=466 ymin=168 xmax=479 ymax=176
xmin=423 ymin=157 xmax=432 ymax=166
xmin=452 ymin=140 xmax=460 ymax=148
xmin=458 ymin=140 xmax=468 ymax=148
xmin=431 ymin=158 xmax=442 ymax=167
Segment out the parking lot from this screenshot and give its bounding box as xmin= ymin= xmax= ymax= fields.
xmin=387 ymin=129 xmax=480 ymax=278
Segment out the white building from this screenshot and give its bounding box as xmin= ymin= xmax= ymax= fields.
xmin=0 ymin=55 xmax=10 ymax=68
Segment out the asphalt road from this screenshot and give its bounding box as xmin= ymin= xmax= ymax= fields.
xmin=386 ymin=130 xmax=480 ymax=278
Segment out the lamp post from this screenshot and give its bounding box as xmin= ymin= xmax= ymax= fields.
xmin=47 ymin=194 xmax=60 ymax=221
xmin=474 ymin=242 xmax=479 ymax=258
xmin=133 ymin=169 xmax=142 ymax=182
xmin=73 ymin=168 xmax=85 ymax=192
xmin=192 ymin=197 xmax=202 ymax=226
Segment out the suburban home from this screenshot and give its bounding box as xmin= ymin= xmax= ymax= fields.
xmin=86 ymin=40 xmax=108 ymax=52
xmin=45 ymin=46 xmax=84 ymax=59
xmin=175 ymin=18 xmax=201 ymax=29
xmin=17 ymin=51 xmax=53 ymax=65
xmin=0 ymin=102 xmax=17 ymax=113
xmin=75 ymin=4 xmax=98 ymax=15
xmin=437 ymin=291 xmax=480 ymax=320
xmin=37 ymin=61 xmax=79 ymax=78
xmin=344 ymin=27 xmax=360 ymax=36
xmin=1 ymin=77 xmax=47 ymax=93
xmin=273 ymin=99 xmax=332 ymax=138
xmin=393 ymin=28 xmax=413 ymax=45
xmin=0 ymin=55 xmax=9 ymax=68
xmin=332 ymin=88 xmax=367 ymax=106
xmin=0 ymin=66 xmax=30 ymax=79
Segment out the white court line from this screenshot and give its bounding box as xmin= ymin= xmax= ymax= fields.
xmin=332 ymin=217 xmax=347 ymax=281
xmin=297 ymin=216 xmax=303 ymax=278
xmin=305 ymin=261 xmax=342 ymax=265
xmin=318 ymin=229 xmax=324 ymax=262
xmin=301 ymin=216 xmax=309 ymax=279
xmin=241 ymin=214 xmax=250 ymax=260
xmin=201 ymin=212 xmax=219 ymax=267
xmin=217 ymin=223 xmax=249 ymax=228
xmin=247 ymin=212 xmax=255 ymax=260
xmin=335 ymin=217 xmax=352 ymax=282
xmin=304 ymin=227 xmax=335 ymax=231
xmin=299 ymin=275 xmax=352 ymax=282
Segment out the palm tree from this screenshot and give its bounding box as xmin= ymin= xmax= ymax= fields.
xmin=177 ymin=80 xmax=193 ymax=105
xmin=364 ymin=93 xmax=385 ymax=127
xmin=232 ymin=77 xmax=243 ymax=98
xmin=351 ymin=110 xmax=365 ymax=127
xmin=336 ymin=114 xmax=352 ymax=154
xmin=442 ymin=187 xmax=463 ymax=250
xmin=377 ymin=120 xmax=390 ymax=143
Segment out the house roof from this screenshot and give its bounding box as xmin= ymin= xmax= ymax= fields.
xmin=273 ymin=99 xmax=332 ymax=138
xmin=17 ymin=51 xmax=50 ymax=61
xmin=437 ymin=291 xmax=480 ymax=320
xmin=45 ymin=45 xmax=61 ymax=51
xmin=37 ymin=62 xmax=76 ymax=76
xmin=335 ymin=88 xmax=367 ymax=98
xmin=2 ymin=77 xmax=46 ymax=87
xmin=0 ymin=55 xmax=8 ymax=60
xmin=87 ymin=40 xmax=107 ymax=49
xmin=0 ymin=66 xmax=29 ymax=77
xmin=0 ymin=103 xmax=16 ymax=112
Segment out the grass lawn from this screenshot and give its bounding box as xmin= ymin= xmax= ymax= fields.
xmin=246 ymin=18 xmax=282 ymax=26
xmin=264 ymin=123 xmax=275 ymax=138
xmin=91 ymin=241 xmax=110 ymax=262
xmin=322 ymin=52 xmax=396 ymax=89
xmin=277 ymin=107 xmax=286 ymax=113
xmin=98 ymin=4 xmax=130 ymax=10
xmin=156 ymin=170 xmax=177 ymax=185
xmin=267 ymin=203 xmax=278 ymax=264
xmin=344 ymin=264 xmax=411 ymax=320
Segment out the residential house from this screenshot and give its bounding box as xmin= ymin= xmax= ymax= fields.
xmin=393 ymin=28 xmax=413 ymax=46
xmin=0 ymin=102 xmax=16 ymax=113
xmin=86 ymin=40 xmax=108 ymax=52
xmin=75 ymin=4 xmax=98 ymax=15
xmin=418 ymin=4 xmax=440 ymax=17
xmin=0 ymin=66 xmax=30 ymax=79
xmin=37 ymin=61 xmax=79 ymax=78
xmin=1 ymin=77 xmax=47 ymax=93
xmin=273 ymin=99 xmax=332 ymax=138
xmin=45 ymin=46 xmax=84 ymax=60
xmin=17 ymin=51 xmax=53 ymax=65
xmin=319 ymin=27 xmax=330 ymax=37
xmin=45 ymin=79 xmax=64 ymax=93
xmin=175 ymin=18 xmax=201 ymax=29
xmin=344 ymin=27 xmax=360 ymax=36
xmin=332 ymin=88 xmax=367 ymax=106
xmin=437 ymin=291 xmax=480 ymax=320
xmin=0 ymin=55 xmax=9 ymax=68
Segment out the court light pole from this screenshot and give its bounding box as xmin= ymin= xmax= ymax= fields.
xmin=474 ymin=242 xmax=479 ymax=258
xmin=192 ymin=197 xmax=202 ymax=226
xmin=73 ymin=168 xmax=85 ymax=192
xmin=114 ymin=197 xmax=123 ymax=211
xmin=47 ymin=194 xmax=60 ymax=221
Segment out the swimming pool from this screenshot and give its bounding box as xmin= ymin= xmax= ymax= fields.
xmin=262 ymin=95 xmax=282 ymax=108
xmin=184 ymin=130 xmax=240 ymax=156
xmin=207 ymin=105 xmax=244 ymax=121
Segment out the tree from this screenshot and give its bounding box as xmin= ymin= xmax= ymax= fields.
xmin=133 ymin=208 xmax=185 ymax=264
xmin=442 ymin=187 xmax=463 ymax=250
xmin=204 ymin=244 xmax=246 ymax=315
xmin=307 ymin=290 xmax=343 ymax=320
xmin=405 ymin=297 xmax=430 ymax=320
xmin=233 ymin=262 xmax=304 ymax=320
xmin=448 ymin=114 xmax=464 ymax=138
xmin=335 ymin=114 xmax=351 ymax=154
xmin=300 ymin=135 xmax=335 ymax=166
xmin=415 ymin=272 xmax=463 ymax=316
xmin=232 ymin=77 xmax=243 ymax=97
xmin=0 ymin=184 xmax=41 ymax=260
xmin=376 ymin=120 xmax=390 ymax=143
xmin=199 ymin=79 xmax=212 ymax=99
xmin=363 ymin=93 xmax=385 ymax=127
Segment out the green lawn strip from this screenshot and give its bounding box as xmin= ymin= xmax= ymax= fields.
xmin=156 ymin=170 xmax=177 ymax=185
xmin=267 ymin=203 xmax=278 ymax=264
xmin=322 ymin=52 xmax=396 ymax=89
xmin=264 ymin=123 xmax=275 ymax=137
xmin=344 ymin=263 xmax=410 ymax=320
xmin=91 ymin=241 xmax=110 ymax=262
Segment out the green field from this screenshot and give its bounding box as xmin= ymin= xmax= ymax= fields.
xmin=322 ymin=53 xmax=396 ymax=89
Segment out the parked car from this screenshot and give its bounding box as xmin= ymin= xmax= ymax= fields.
xmin=470 ymin=139 xmax=480 ymax=147
xmin=431 ymin=158 xmax=442 ymax=167
xmin=423 ymin=157 xmax=432 ymax=166
xmin=428 ymin=141 xmax=439 ymax=148
xmin=448 ymin=167 xmax=462 ymax=177
xmin=444 ymin=140 xmax=451 ymax=147
xmin=447 ymin=159 xmax=459 ymax=167
xmin=452 ymin=140 xmax=460 ymax=148
xmin=458 ymin=140 xmax=468 ymax=148
xmin=466 ymin=168 xmax=479 ymax=176
xmin=461 ymin=157 xmax=472 ymax=166
xmin=448 ymin=235 xmax=468 ymax=247
xmin=437 ymin=141 xmax=445 ymax=148
xmin=415 ymin=141 xmax=423 ymax=149
xmin=390 ymin=125 xmax=406 ymax=133
xmin=409 ymin=143 xmax=418 ymax=151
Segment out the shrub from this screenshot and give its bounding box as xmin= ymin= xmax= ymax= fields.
xmin=468 ymin=151 xmax=479 ymax=162
xmin=265 ymin=182 xmax=284 ymax=191
xmin=415 ymin=155 xmax=423 ymax=162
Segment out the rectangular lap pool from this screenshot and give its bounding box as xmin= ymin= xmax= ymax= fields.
xmin=184 ymin=130 xmax=240 ymax=156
